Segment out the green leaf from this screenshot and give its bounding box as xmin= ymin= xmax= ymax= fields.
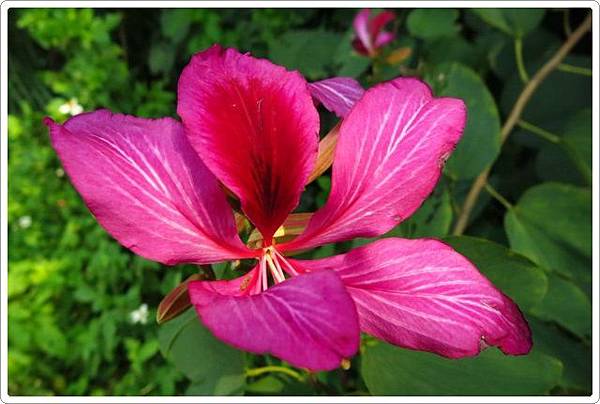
xmin=529 ymin=318 xmax=591 ymax=393
xmin=148 ymin=42 xmax=176 ymax=75
xmin=333 ymin=29 xmax=371 ymax=77
xmin=406 ymin=9 xmax=460 ymax=40
xmin=562 ymin=109 xmax=592 ymax=171
xmin=443 ymin=236 xmax=548 ymax=311
xmin=269 ymin=30 xmax=342 ymax=80
xmin=362 ymin=343 xmax=562 ymax=395
xmin=504 ymin=182 xmax=591 ymax=283
xmin=529 ymin=274 xmax=591 ymax=339
xmin=158 ymin=309 xmax=245 ymax=395
xmin=426 ymin=63 xmax=501 ymax=179
xmin=472 ymin=9 xmax=545 ymax=37
xmin=160 ymin=9 xmax=193 ymax=43
xmin=534 ymin=108 xmax=592 ymax=187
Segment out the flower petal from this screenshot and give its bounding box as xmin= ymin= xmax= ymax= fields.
xmin=188 ymin=270 xmax=360 ymax=371
xmin=368 ymin=10 xmax=395 ymax=41
xmin=177 ymin=45 xmax=319 ymax=241
xmin=290 ymin=238 xmax=532 ymax=358
xmin=374 ymin=31 xmax=395 ymax=49
xmin=353 ymin=9 xmax=373 ymax=54
xmin=309 ymin=77 xmax=365 ymax=118
xmin=45 ymin=110 xmax=251 ymax=265
xmin=280 ymin=78 xmax=466 ymax=252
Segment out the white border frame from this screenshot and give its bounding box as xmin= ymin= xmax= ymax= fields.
xmin=1 ymin=1 xmax=598 ymax=403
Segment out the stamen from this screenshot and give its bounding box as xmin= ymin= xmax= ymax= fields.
xmin=273 ymin=250 xmax=299 ymax=276
xmin=260 ymin=256 xmax=268 ymax=292
xmin=265 ymin=254 xmax=285 ymax=283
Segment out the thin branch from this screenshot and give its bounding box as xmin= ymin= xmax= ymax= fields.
xmin=452 ymin=14 xmax=592 ymax=235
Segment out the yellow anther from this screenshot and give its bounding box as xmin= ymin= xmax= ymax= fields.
xmin=340 ymin=358 xmax=351 ymax=370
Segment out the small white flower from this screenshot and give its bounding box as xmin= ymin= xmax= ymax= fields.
xmin=18 ymin=216 xmax=32 ymax=229
xmin=58 ymin=98 xmax=83 ymax=116
xmin=130 ymin=303 xmax=149 ymax=325
xmin=55 ymin=168 xmax=65 ymax=178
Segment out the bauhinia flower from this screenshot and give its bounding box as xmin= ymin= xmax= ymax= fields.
xmin=352 ymin=8 xmax=396 ymax=57
xmin=45 ymin=44 xmax=531 ymax=372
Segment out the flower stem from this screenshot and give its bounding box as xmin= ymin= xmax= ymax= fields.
xmin=557 ymin=63 xmax=592 ymax=76
xmin=484 ymin=183 xmax=513 ymax=211
xmin=514 ymin=37 xmax=530 ymax=83
xmin=517 ymin=120 xmax=561 ymax=144
xmin=245 ymin=366 xmax=304 ymax=382
xmin=452 ymin=13 xmax=592 ymax=235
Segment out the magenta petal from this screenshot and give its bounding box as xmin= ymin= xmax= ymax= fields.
xmin=309 ymin=78 xmax=365 ymax=118
xmin=353 ymin=9 xmax=373 ymax=54
xmin=45 ymin=110 xmax=251 ymax=265
xmin=177 ymin=45 xmax=319 ymax=241
xmin=368 ymin=10 xmax=395 ymax=41
xmin=290 ymin=238 xmax=532 ymax=358
xmin=280 ymin=78 xmax=466 ymax=252
xmin=373 ymin=31 xmax=395 ymax=49
xmin=188 ymin=270 xmax=360 ymax=371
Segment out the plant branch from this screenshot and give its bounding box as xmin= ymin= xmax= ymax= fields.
xmin=452 ymin=14 xmax=592 ymax=235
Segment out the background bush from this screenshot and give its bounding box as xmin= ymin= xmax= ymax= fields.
xmin=7 ymin=8 xmax=592 ymax=396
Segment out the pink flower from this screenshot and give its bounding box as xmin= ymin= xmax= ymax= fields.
xmin=45 ymin=45 xmax=531 ymax=372
xmin=352 ymin=9 xmax=396 ymax=57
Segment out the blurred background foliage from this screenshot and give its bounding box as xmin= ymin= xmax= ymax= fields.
xmin=7 ymin=7 xmax=592 ymax=396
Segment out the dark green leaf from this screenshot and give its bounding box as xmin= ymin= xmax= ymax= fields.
xmin=504 ymin=182 xmax=591 ymax=283
xmin=160 ymin=9 xmax=193 ymax=43
xmin=362 ymin=343 xmax=562 ymax=395
xmin=269 ymin=30 xmax=342 ymax=80
xmin=529 ymin=318 xmax=591 ymax=393
xmin=426 ymin=63 xmax=501 ymax=179
xmin=472 ymin=9 xmax=545 ymax=37
xmin=158 ymin=309 xmax=245 ymax=395
xmin=407 ymin=9 xmax=460 ymax=40
xmin=530 ymin=274 xmax=591 ymax=339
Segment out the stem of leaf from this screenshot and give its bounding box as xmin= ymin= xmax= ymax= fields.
xmin=517 ymin=120 xmax=561 ymax=144
xmin=452 ymin=14 xmax=592 ymax=235
xmin=557 ymin=63 xmax=592 ymax=76
xmin=484 ymin=183 xmax=513 ymax=210
xmin=245 ymin=365 xmax=305 ymax=382
xmin=514 ymin=37 xmax=530 ymax=83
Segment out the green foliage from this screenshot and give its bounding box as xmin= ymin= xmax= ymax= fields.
xmin=362 ymin=343 xmax=563 ymax=395
xmin=472 ymin=9 xmax=545 ymax=37
xmin=8 ymin=7 xmax=592 ymax=397
xmin=426 ymin=63 xmax=502 ymax=179
xmin=158 ymin=309 xmax=246 ymax=395
xmin=406 ymin=9 xmax=460 ymax=39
